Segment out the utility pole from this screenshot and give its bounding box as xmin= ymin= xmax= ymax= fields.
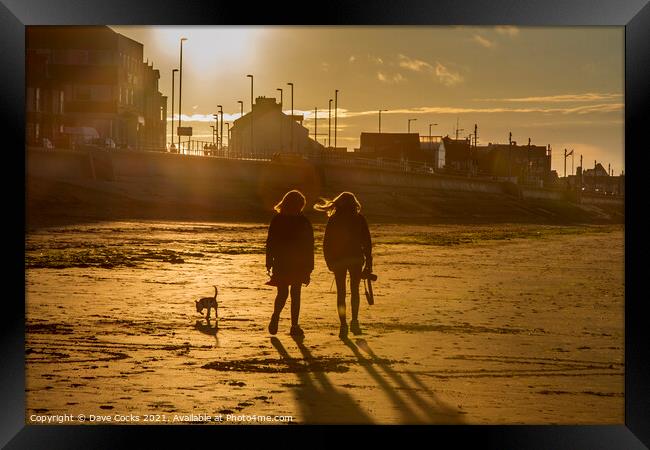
xmin=314 ymin=107 xmax=318 ymax=142
xmin=474 ymin=124 xmax=478 ymax=147
xmin=334 ymin=89 xmax=339 ymax=149
xmin=564 ymin=148 xmax=567 ymax=178
xmin=455 ymin=117 xmax=464 ymax=140
xmin=580 ymin=154 xmax=583 ymax=190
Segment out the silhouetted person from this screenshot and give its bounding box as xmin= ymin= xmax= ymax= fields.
xmin=266 ymin=190 xmax=314 ymax=337
xmin=315 ymin=192 xmax=372 ymax=338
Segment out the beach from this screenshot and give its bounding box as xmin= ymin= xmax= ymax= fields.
xmin=25 ymin=221 xmax=624 ymax=424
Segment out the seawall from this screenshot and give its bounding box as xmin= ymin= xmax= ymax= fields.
xmin=26 ymin=148 xmax=624 ymax=227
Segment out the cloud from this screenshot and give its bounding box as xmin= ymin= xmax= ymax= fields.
xmin=478 ymin=93 xmax=623 ymax=103
xmin=435 ymin=62 xmax=464 ymax=87
xmin=368 ymin=54 xmax=384 ymax=65
xmin=337 ymin=103 xmax=623 ymax=118
xmin=495 ymin=26 xmax=520 ymax=37
xmin=398 ymin=54 xmax=433 ymax=72
xmin=377 ymin=71 xmax=406 ymax=84
xmin=397 ymin=54 xmax=464 ymax=87
xmin=472 ymin=34 xmax=496 ymax=49
xmin=348 ymin=55 xmax=356 ymax=63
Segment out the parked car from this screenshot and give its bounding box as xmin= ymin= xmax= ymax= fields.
xmin=41 ymin=138 xmax=54 ymax=149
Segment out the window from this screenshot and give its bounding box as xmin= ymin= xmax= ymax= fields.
xmin=67 ymin=50 xmax=88 ymax=65
xmin=75 ymin=86 xmax=91 ymax=101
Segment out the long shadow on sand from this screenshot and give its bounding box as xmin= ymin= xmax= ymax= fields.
xmin=342 ymin=337 xmax=465 ymax=424
xmin=270 ymin=337 xmax=373 ymax=424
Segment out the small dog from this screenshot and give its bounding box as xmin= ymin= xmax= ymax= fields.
xmin=195 ymin=286 xmax=218 ymax=320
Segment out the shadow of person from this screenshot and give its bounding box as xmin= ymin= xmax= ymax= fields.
xmin=270 ymin=337 xmax=373 ymax=424
xmin=351 ymin=338 xmax=465 ymax=424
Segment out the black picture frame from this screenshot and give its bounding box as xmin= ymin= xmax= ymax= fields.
xmin=3 ymin=0 xmax=649 ymax=447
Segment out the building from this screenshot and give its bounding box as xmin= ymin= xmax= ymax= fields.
xmin=419 ymin=136 xmax=446 ymax=169
xmin=474 ymin=141 xmax=552 ymax=185
xmin=26 ymin=52 xmax=65 ymax=147
xmin=26 ymin=26 xmax=167 ymax=150
xmin=229 ymin=96 xmax=324 ymax=158
xmin=441 ymin=136 xmax=473 ymax=172
xmin=358 ymin=133 xmax=425 ymax=161
xmin=569 ymin=163 xmax=625 ymax=195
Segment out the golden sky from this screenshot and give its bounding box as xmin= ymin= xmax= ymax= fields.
xmin=111 ymin=26 xmax=624 ymax=175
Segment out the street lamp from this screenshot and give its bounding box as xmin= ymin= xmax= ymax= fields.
xmin=246 ymin=75 xmax=253 ymax=155
xmin=213 ymin=113 xmax=219 ymax=149
xmin=334 ymin=89 xmax=339 ymax=149
xmin=408 ymin=118 xmax=417 ymax=133
xmin=428 ymin=123 xmax=437 ymax=140
xmin=277 ymin=88 xmax=283 ymax=152
xmin=328 ymin=98 xmax=332 ymax=148
xmin=237 ymin=100 xmax=243 ymax=156
xmin=379 ymin=109 xmax=388 ymax=133
xmin=287 ymin=82 xmax=294 ymax=152
xmin=217 ymin=105 xmax=223 ymax=152
xmin=508 ymin=131 xmax=513 ymax=178
xmin=171 ymin=68 xmax=178 ymax=150
xmin=178 ymin=37 xmax=187 ymax=153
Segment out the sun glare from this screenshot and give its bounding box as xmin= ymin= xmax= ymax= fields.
xmin=152 ymin=26 xmax=263 ymax=74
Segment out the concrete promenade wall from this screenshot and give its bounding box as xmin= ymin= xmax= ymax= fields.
xmin=26 ymin=148 xmax=624 ymax=208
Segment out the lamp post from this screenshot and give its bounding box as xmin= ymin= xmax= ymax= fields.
xmin=287 ymin=82 xmax=294 ymax=152
xmin=277 ymin=88 xmax=283 ymax=152
xmin=178 ymin=37 xmax=187 ymax=153
xmin=212 ymin=114 xmax=219 ymax=151
xmin=217 ymin=105 xmax=223 ymax=152
xmin=226 ymin=122 xmax=230 ymax=152
xmin=379 ymin=109 xmax=388 ymax=133
xmin=246 ymin=75 xmax=253 ymax=156
xmin=328 ymin=98 xmax=332 ymax=148
xmin=170 ymin=68 xmax=178 ymax=150
xmin=237 ymin=100 xmax=243 ymax=157
xmin=508 ymin=131 xmax=513 ymax=178
xmin=428 ymin=123 xmax=437 ymax=140
xmin=407 ymin=118 xmax=417 ymax=133
xmin=334 ymin=89 xmax=339 ymax=149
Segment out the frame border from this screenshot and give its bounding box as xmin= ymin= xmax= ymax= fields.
xmin=4 ymin=0 xmax=649 ymax=447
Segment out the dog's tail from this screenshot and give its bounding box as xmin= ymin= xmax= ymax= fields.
xmin=213 ymin=285 xmax=218 ymax=299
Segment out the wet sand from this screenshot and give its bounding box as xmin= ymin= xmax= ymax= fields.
xmin=25 ymin=222 xmax=624 ymax=424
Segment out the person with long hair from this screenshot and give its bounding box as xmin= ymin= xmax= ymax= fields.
xmin=266 ymin=190 xmax=314 ymax=337
xmin=314 ymin=192 xmax=372 ymax=338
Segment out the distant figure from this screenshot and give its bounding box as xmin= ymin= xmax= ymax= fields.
xmin=314 ymin=192 xmax=372 ymax=338
xmin=266 ymin=190 xmax=314 ymax=338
